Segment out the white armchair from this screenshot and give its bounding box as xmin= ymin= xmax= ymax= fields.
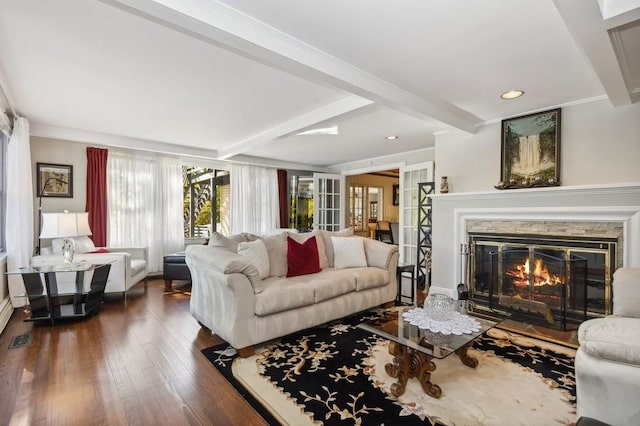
xmin=33 ymin=238 xmax=148 ymax=298
xmin=575 ymin=267 xmax=640 ymax=426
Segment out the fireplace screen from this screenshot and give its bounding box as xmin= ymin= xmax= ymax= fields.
xmin=470 ymin=233 xmax=615 ymax=330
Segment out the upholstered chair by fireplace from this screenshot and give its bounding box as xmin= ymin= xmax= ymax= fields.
xmin=575 ymin=267 xmax=640 ymax=426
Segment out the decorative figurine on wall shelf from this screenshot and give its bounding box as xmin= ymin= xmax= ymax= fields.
xmin=440 ymin=176 xmax=449 ymax=193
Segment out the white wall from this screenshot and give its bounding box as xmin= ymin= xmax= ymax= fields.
xmin=435 ymin=99 xmax=640 ymax=192
xmin=430 ymin=98 xmax=640 ymax=297
xmin=31 ymin=136 xmax=89 ymax=249
xmin=32 ymin=136 xmax=88 ymax=212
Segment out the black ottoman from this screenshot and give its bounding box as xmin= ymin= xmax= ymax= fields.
xmin=163 ymin=251 xmax=191 ymax=291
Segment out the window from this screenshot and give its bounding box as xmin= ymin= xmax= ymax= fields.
xmin=289 ymin=175 xmax=314 ymax=232
xmin=183 ymin=167 xmax=230 ymax=238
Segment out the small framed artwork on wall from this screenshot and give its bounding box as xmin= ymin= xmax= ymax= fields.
xmin=392 ymin=184 xmax=399 ymax=205
xmin=37 ymin=162 xmax=73 ymax=197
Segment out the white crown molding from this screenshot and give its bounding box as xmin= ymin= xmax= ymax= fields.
xmin=328 ymin=146 xmax=435 ymax=172
xmin=31 ymin=123 xmax=331 ymax=171
xmin=30 ymin=123 xmax=219 ymax=159
xmin=98 ymin=0 xmax=481 ymax=133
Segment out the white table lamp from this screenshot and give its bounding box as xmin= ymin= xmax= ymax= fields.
xmin=40 ymin=212 xmax=93 ymax=263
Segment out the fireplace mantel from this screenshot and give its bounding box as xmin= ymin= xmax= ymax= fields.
xmin=430 ymin=182 xmax=640 ymax=298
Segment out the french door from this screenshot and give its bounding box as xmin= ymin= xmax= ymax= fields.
xmin=398 ymin=162 xmax=434 ymax=263
xmin=313 ymin=173 xmax=346 ymax=231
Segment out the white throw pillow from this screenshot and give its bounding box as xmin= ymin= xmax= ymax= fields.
xmin=237 ymin=239 xmax=270 ymax=279
xmin=319 ymin=228 xmax=354 ymax=267
xmin=332 ymin=236 xmax=367 ymax=269
xmin=260 ymin=233 xmax=287 ymax=277
xmin=208 ymin=232 xmax=243 ymax=252
xmin=51 ymin=236 xmax=97 ymax=255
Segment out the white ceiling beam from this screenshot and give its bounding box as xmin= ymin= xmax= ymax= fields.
xmin=30 ymin=123 xmax=219 ymax=159
xmin=553 ymin=0 xmax=634 ymax=106
xmin=98 ymin=0 xmax=480 ymax=134
xmin=217 ymin=96 xmax=373 ymax=160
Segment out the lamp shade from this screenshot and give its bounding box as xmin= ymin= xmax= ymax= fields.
xmin=40 ymin=212 xmax=93 ymax=239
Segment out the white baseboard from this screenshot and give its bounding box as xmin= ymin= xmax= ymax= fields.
xmin=0 ymin=297 xmax=14 ymax=335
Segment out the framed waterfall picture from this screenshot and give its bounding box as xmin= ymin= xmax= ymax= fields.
xmin=498 ymin=108 xmax=561 ymax=189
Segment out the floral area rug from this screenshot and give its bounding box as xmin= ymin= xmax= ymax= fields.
xmin=201 ymin=309 xmax=577 ymax=425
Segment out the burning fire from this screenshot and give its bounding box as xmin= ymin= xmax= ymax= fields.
xmin=508 ymin=258 xmax=562 ymax=286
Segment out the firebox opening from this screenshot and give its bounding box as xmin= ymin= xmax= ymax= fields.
xmin=469 ymin=232 xmax=616 ymax=331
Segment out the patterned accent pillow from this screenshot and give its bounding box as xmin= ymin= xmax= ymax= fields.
xmin=286 ymin=236 xmax=321 ymax=277
xmin=332 ymin=236 xmax=368 ymax=269
xmin=237 ymin=239 xmax=270 ymax=279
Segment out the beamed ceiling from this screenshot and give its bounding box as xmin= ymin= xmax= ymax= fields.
xmin=0 ymin=0 xmax=638 ymax=170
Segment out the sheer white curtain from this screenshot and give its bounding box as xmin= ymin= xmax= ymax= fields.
xmin=230 ymin=164 xmax=279 ymax=235
xmin=6 ymin=117 xmax=33 ymax=307
xmin=107 ymin=150 xmax=184 ymax=272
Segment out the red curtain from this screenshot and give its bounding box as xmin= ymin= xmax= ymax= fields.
xmin=277 ymin=169 xmax=288 ymax=228
xmin=86 ymin=147 xmax=108 ymax=247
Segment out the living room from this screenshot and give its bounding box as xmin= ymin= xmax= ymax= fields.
xmin=1 ymin=1 xmax=640 ymax=425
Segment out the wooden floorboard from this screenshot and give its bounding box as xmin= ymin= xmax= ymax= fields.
xmin=0 ymin=278 xmax=267 ymax=426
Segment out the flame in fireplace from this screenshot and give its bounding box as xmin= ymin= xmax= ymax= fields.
xmin=509 ymin=258 xmax=562 ymax=286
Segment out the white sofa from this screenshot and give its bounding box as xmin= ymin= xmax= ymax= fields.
xmin=186 ymin=230 xmax=399 ymax=354
xmin=575 ymin=267 xmax=640 ymax=426
xmin=33 ymin=239 xmax=148 ymax=298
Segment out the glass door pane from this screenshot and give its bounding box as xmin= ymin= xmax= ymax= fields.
xmin=399 ymin=162 xmax=433 ymax=264
xmin=313 ymin=173 xmax=346 ymax=231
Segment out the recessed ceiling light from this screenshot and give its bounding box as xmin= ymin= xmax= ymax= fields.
xmin=500 ymin=90 xmax=525 ymax=100
xmin=385 ymin=135 xmax=399 ymax=140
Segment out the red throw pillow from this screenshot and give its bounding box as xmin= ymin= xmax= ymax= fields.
xmin=286 ymin=236 xmax=322 ymax=277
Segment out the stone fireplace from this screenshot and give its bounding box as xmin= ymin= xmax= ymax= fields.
xmin=429 ymin=183 xmax=640 ymax=326
xmin=467 ymin=229 xmax=619 ymax=330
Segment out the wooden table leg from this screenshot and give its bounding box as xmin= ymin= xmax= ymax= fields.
xmin=164 ymin=279 xmax=173 ymax=292
xmin=456 ymin=342 xmax=479 ymax=368
xmin=415 ymin=351 xmax=442 ymax=398
xmin=385 ymin=341 xmax=409 ymax=397
xmin=385 ymin=342 xmax=442 ymax=398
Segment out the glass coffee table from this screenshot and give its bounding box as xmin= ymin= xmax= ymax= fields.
xmin=358 ymin=307 xmax=499 ymax=398
xmin=6 ymin=262 xmax=112 ymax=324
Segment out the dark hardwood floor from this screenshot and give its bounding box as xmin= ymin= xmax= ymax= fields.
xmin=0 ymin=278 xmax=267 ymax=426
